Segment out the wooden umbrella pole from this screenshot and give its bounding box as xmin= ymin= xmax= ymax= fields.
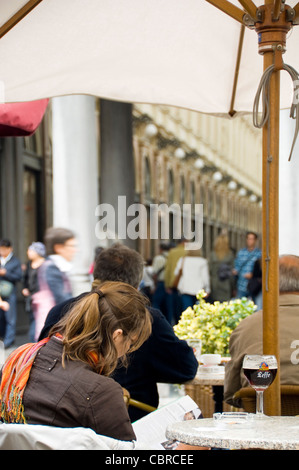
xmin=261 ymin=48 xmax=281 ymax=416
xmin=205 ymin=0 xmax=295 ymax=415
xmin=255 ymin=0 xmax=292 ymax=415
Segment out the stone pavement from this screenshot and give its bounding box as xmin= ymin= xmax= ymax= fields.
xmin=1 ymin=332 xmax=30 ymax=364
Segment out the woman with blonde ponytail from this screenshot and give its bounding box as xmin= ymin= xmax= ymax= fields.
xmin=0 ymin=281 xmax=151 ymax=441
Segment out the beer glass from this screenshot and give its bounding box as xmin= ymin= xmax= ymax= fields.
xmin=242 ymin=355 xmax=278 ymax=416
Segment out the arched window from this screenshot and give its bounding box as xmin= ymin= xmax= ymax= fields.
xmin=168 ymin=169 xmax=174 ymax=204
xmin=216 ymin=192 xmax=221 ymax=220
xmin=208 ymin=186 xmax=214 ymax=218
xmin=144 ymin=156 xmax=151 ymax=200
xmin=180 ymin=175 xmax=185 ymax=205
xmin=200 ymin=182 xmax=207 ymax=216
xmin=190 ymin=180 xmax=196 ymax=209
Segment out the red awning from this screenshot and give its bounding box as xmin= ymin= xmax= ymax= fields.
xmin=0 ymin=99 xmax=49 ymax=136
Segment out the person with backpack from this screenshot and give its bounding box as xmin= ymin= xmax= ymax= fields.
xmin=209 ymin=233 xmax=235 ymax=302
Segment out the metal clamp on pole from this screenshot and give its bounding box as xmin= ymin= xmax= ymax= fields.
xmin=255 ymin=4 xmax=293 ymax=55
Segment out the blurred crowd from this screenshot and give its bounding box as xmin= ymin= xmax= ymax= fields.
xmin=0 ymin=228 xmax=76 ymax=348
xmin=140 ymin=230 xmax=262 ymax=326
xmin=0 ymin=229 xmax=262 ymax=349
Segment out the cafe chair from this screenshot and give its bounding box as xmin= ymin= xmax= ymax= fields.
xmin=0 ymin=422 xmax=136 ymax=450
xmin=234 ymin=385 xmax=299 ymax=416
xmin=184 ymin=383 xmax=231 ymax=417
xmin=122 ymin=388 xmax=156 ymax=413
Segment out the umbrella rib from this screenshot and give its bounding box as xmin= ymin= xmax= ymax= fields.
xmin=205 ymin=0 xmax=245 ymax=24
xmin=0 ymin=0 xmax=43 ymax=39
xmin=273 ymin=0 xmax=282 ymax=20
xmin=229 ymin=24 xmax=245 ymax=117
xmin=237 ymin=0 xmax=257 ymax=20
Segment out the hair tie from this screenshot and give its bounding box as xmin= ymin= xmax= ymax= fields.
xmin=95 ymin=289 xmax=105 ymax=299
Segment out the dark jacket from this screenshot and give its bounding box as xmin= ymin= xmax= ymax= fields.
xmin=23 ymin=261 xmax=39 ymax=294
xmin=39 ymin=296 xmax=198 ymax=422
xmin=0 ymin=254 xmax=22 ymax=292
xmin=22 ymin=336 xmax=135 ymax=441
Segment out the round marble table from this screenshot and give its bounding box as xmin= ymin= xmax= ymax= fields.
xmin=166 ymin=416 xmax=299 ymax=450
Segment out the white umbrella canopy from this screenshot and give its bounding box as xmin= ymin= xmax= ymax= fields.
xmin=1 ymin=0 xmax=299 ymax=416
xmin=0 ymin=0 xmax=298 ymax=115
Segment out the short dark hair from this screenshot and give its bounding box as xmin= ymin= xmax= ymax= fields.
xmin=0 ymin=239 xmax=12 ymax=248
xmin=279 ymin=255 xmax=299 ymax=293
xmin=44 ymin=227 xmax=75 ymax=255
xmin=246 ymin=231 xmax=258 ymax=239
xmin=93 ymin=243 xmax=144 ymax=288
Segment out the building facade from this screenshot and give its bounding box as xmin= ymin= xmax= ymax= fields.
xmin=0 ymin=111 xmax=53 ymax=259
xmin=0 ymin=96 xmax=263 ymax=332
xmin=133 ymin=103 xmax=262 ymax=260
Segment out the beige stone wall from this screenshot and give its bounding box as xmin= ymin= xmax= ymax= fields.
xmin=133 ymin=104 xmax=262 ymax=259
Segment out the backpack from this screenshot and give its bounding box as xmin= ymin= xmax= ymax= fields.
xmin=217 ymin=263 xmax=232 ymax=281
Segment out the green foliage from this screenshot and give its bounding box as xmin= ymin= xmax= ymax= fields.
xmin=173 ymin=290 xmax=256 ymax=356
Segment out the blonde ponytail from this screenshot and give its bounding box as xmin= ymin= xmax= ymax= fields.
xmin=50 ymin=281 xmax=151 ymax=376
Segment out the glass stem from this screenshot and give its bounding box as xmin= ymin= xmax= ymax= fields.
xmin=256 ymin=390 xmax=264 ymax=415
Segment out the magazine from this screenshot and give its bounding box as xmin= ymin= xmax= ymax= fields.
xmin=132 ymin=395 xmax=202 ymax=449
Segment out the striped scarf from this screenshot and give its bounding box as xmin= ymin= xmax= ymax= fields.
xmin=0 ymin=337 xmax=101 ymax=424
xmin=0 ymin=338 xmax=49 ymax=424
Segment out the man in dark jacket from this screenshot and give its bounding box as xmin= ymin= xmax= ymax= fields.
xmin=0 ymin=239 xmax=23 ymax=348
xmin=39 ymin=243 xmax=198 ymax=421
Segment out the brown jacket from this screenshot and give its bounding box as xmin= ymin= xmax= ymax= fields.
xmin=22 ymin=337 xmax=135 ymax=441
xmin=224 ymin=293 xmax=299 ymax=407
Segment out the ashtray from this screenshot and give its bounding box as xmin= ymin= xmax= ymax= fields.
xmin=213 ymin=412 xmax=255 ymax=426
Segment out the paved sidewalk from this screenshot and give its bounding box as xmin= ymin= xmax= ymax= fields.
xmin=157 ymin=383 xmax=184 ymax=408
xmin=1 ymin=332 xmax=30 ymax=363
